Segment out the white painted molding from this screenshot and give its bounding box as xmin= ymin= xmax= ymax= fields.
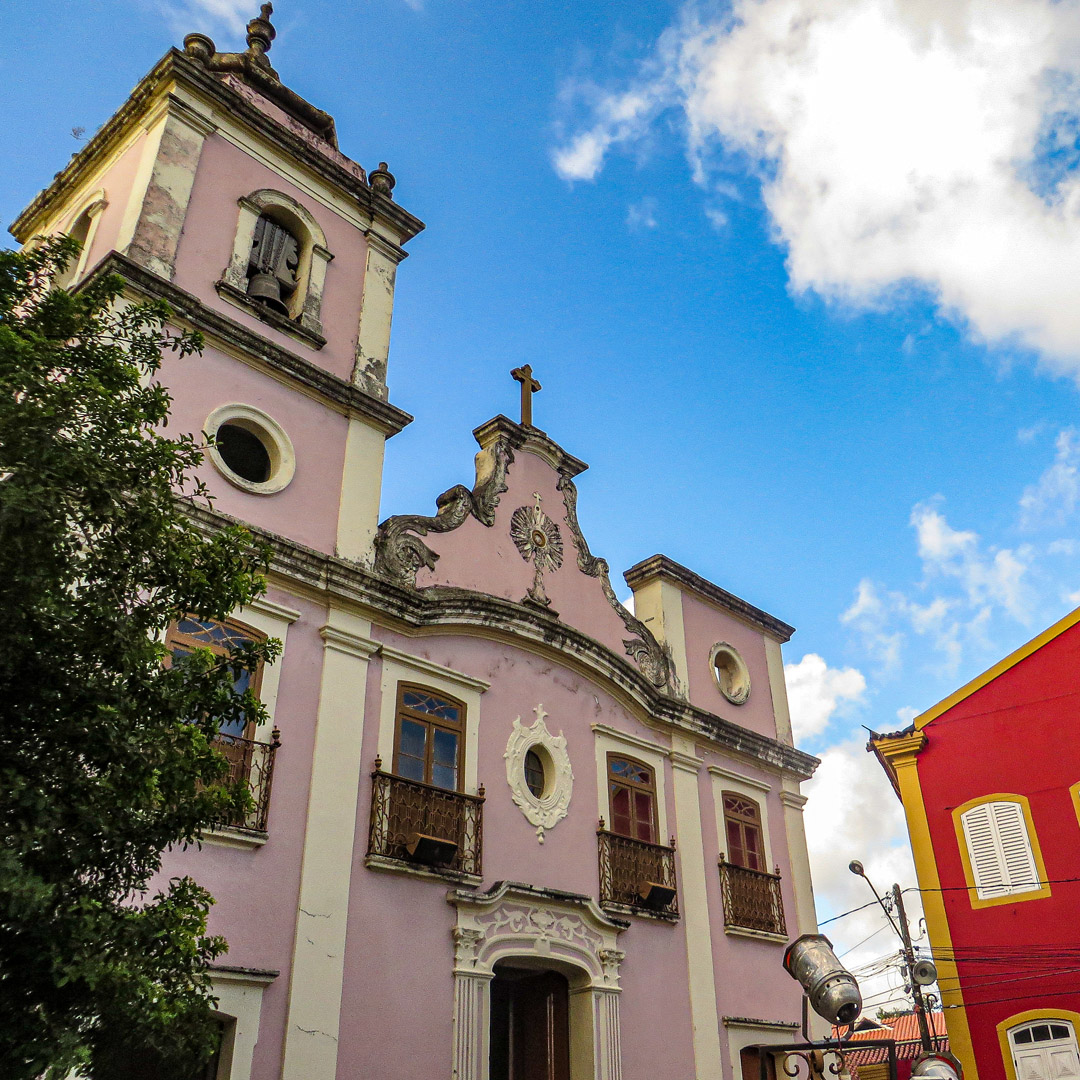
xmin=590 ymin=723 xmax=670 ymax=759
xmin=202 ymin=826 xmax=268 ymax=850
xmin=669 ymin=750 xmax=702 ymax=774
xmin=320 ymin=625 xmax=379 ymax=659
xmin=377 ymin=643 xmax=490 ymax=692
xmin=779 ymin=790 xmax=808 ymax=809
xmin=710 ymin=641 xmax=752 ymax=705
xmin=707 ymin=764 xmax=772 ymax=793
xmin=242 ymin=595 xmax=302 ymax=623
xmin=447 ymin=881 xmax=628 ymax=1080
xmin=723 ymin=925 xmax=788 ymax=944
xmin=504 ymin=705 xmax=574 ymax=843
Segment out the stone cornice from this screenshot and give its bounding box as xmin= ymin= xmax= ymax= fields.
xmin=184 ymin=504 xmax=820 ymax=779
xmin=473 ymin=415 xmax=589 ymax=479
xmin=10 ymin=50 xmax=424 ymax=246
xmin=90 ymin=252 xmax=412 ymax=436
xmin=623 ymin=554 xmax=795 ymax=644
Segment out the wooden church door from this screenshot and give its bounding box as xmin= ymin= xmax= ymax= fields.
xmin=490 ymin=966 xmax=570 ymax=1080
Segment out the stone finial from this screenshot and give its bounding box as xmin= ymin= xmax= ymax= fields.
xmin=370 ymin=162 xmax=396 ymax=198
xmin=246 ymin=3 xmax=276 ymax=58
xmin=183 ymin=33 xmax=216 ymax=64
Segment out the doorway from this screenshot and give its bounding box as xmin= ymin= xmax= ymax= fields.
xmin=489 ymin=964 xmax=571 ymax=1080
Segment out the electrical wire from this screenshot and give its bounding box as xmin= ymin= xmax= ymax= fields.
xmin=819 ymin=898 xmax=885 ymax=926
xmin=840 ymin=924 xmax=896 ymax=960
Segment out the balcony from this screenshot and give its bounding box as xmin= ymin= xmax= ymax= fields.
xmin=597 ymin=829 xmax=679 ymax=919
xmin=210 ymin=728 xmax=280 ymax=834
xmin=367 ymin=767 xmax=484 ymax=879
xmin=718 ymin=857 xmax=786 ymax=937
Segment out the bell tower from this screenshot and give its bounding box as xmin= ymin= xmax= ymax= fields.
xmin=10 ymin=3 xmax=424 ymax=564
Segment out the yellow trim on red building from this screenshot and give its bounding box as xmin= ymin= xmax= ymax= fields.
xmin=871 ymin=731 xmax=979 ymax=1080
xmin=995 ymin=1008 xmax=1080 ymax=1080
xmin=914 ymin=607 xmax=1080 ymax=731
xmin=951 ymin=793 xmax=1051 ymax=909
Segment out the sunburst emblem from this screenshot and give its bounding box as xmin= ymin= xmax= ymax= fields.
xmin=511 ymin=493 xmax=564 ymax=607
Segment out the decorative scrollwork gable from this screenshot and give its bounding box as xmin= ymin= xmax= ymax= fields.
xmin=372 ymin=437 xmax=514 ymax=588
xmin=557 ymin=471 xmax=682 ymax=697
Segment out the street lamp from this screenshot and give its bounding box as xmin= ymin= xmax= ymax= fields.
xmin=848 ymin=860 xmax=934 ymax=1053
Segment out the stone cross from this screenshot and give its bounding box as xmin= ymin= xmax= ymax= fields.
xmin=510 ymin=364 xmax=541 ymax=428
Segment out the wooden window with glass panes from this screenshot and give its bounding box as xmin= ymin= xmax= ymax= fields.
xmin=607 ymin=755 xmax=657 ymax=843
xmin=393 ymin=685 xmax=465 ymax=791
xmin=723 ymin=792 xmax=764 ymax=870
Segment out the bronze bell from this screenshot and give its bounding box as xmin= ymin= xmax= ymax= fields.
xmin=246 ymin=271 xmax=290 ymax=316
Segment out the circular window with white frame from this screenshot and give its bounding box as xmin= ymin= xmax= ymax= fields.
xmin=710 ymin=642 xmax=751 ymax=705
xmin=205 ymin=404 xmax=295 ymax=495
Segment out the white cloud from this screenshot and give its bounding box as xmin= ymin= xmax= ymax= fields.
xmin=159 ymin=0 xmax=252 ymax=34
xmin=627 ymin=196 xmax=659 ymax=230
xmin=1020 ymin=428 xmax=1080 ymax=528
xmin=704 ymin=206 xmax=729 ymax=230
xmin=784 ymin=653 xmax=866 ymax=740
xmin=552 ymin=0 xmax=1080 ymax=374
xmin=841 ymin=578 xmax=904 ymax=671
xmin=804 ymin=737 xmax=919 ymax=1011
xmin=910 ymin=501 xmax=1032 ymax=621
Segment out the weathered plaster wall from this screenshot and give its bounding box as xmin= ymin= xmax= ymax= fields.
xmin=679 ymin=593 xmax=780 ymax=740
xmin=160 ymin=342 xmax=349 ymax=554
xmin=173 ymin=132 xmax=370 ymax=382
xmin=152 ymin=585 xmax=326 ymax=1080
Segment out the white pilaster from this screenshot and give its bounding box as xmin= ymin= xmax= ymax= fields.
xmin=335 ymin=416 xmax=387 ymax=564
xmin=594 ymin=987 xmax=623 ymax=1080
xmin=780 ymin=786 xmax=818 ymax=936
xmin=280 ymin=612 xmax=377 ymax=1080
xmin=452 ymin=968 xmax=493 ymax=1080
xmin=670 ymin=744 xmax=724 ymax=1080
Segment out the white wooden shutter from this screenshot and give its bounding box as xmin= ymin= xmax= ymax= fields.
xmin=961 ymin=800 xmax=1040 ymax=899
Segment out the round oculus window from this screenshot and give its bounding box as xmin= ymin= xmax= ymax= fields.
xmin=711 ymin=643 xmax=751 ymax=705
xmin=216 ymin=423 xmax=272 ymax=484
xmin=204 ymin=404 xmax=295 ymax=495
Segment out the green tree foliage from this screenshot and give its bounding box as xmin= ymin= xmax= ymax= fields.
xmin=0 ymin=239 xmax=279 ymax=1079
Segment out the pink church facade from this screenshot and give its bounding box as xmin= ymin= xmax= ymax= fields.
xmin=13 ymin=8 xmax=822 ymax=1079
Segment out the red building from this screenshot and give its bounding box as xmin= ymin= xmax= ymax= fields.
xmin=871 ymin=609 xmax=1080 ymax=1080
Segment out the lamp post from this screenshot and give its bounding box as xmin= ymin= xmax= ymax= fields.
xmin=848 ymin=861 xmax=934 ymax=1053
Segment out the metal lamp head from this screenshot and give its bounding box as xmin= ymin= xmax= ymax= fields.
xmin=783 ymin=934 xmax=862 ymax=1027
xmin=911 ymin=1053 xmax=962 ymax=1080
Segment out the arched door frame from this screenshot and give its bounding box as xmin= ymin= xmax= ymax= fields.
xmin=449 ymin=881 xmax=628 ymax=1080
xmin=998 ymin=1009 xmax=1080 ymax=1080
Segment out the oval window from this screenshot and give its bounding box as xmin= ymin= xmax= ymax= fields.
xmin=711 ymin=643 xmax=751 ymax=705
xmin=216 ymin=423 xmax=272 ymax=484
xmin=524 ymin=748 xmax=546 ymax=798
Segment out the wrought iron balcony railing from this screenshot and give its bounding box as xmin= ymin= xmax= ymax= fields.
xmin=597 ymin=828 xmax=679 ymax=917
xmin=210 ymin=728 xmax=280 ymax=834
xmin=367 ymin=766 xmax=484 ymax=878
xmin=718 ymin=857 xmax=786 ymax=936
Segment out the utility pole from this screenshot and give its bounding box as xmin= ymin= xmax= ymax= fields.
xmin=893 ymin=883 xmax=934 ymax=1054
xmin=849 ymin=862 xmax=934 ymax=1054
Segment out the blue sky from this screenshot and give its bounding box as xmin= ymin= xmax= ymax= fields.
xmin=7 ymin=0 xmax=1080 ymax=1006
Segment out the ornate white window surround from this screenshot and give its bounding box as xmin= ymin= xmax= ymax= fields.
xmin=504 ymin=704 xmax=574 ymax=843
xmin=373 ymin=644 xmax=489 ymax=796
xmin=219 ymin=188 xmax=333 ymax=348
xmin=448 ymin=881 xmax=628 ymax=1080
xmin=722 ymin=1016 xmax=800 ymax=1080
xmin=590 ymin=723 xmax=670 ymax=840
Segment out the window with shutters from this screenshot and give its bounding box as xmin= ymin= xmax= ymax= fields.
xmin=954 ymin=795 xmax=1050 ymax=908
xmin=998 ymin=1011 xmax=1080 ymax=1080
